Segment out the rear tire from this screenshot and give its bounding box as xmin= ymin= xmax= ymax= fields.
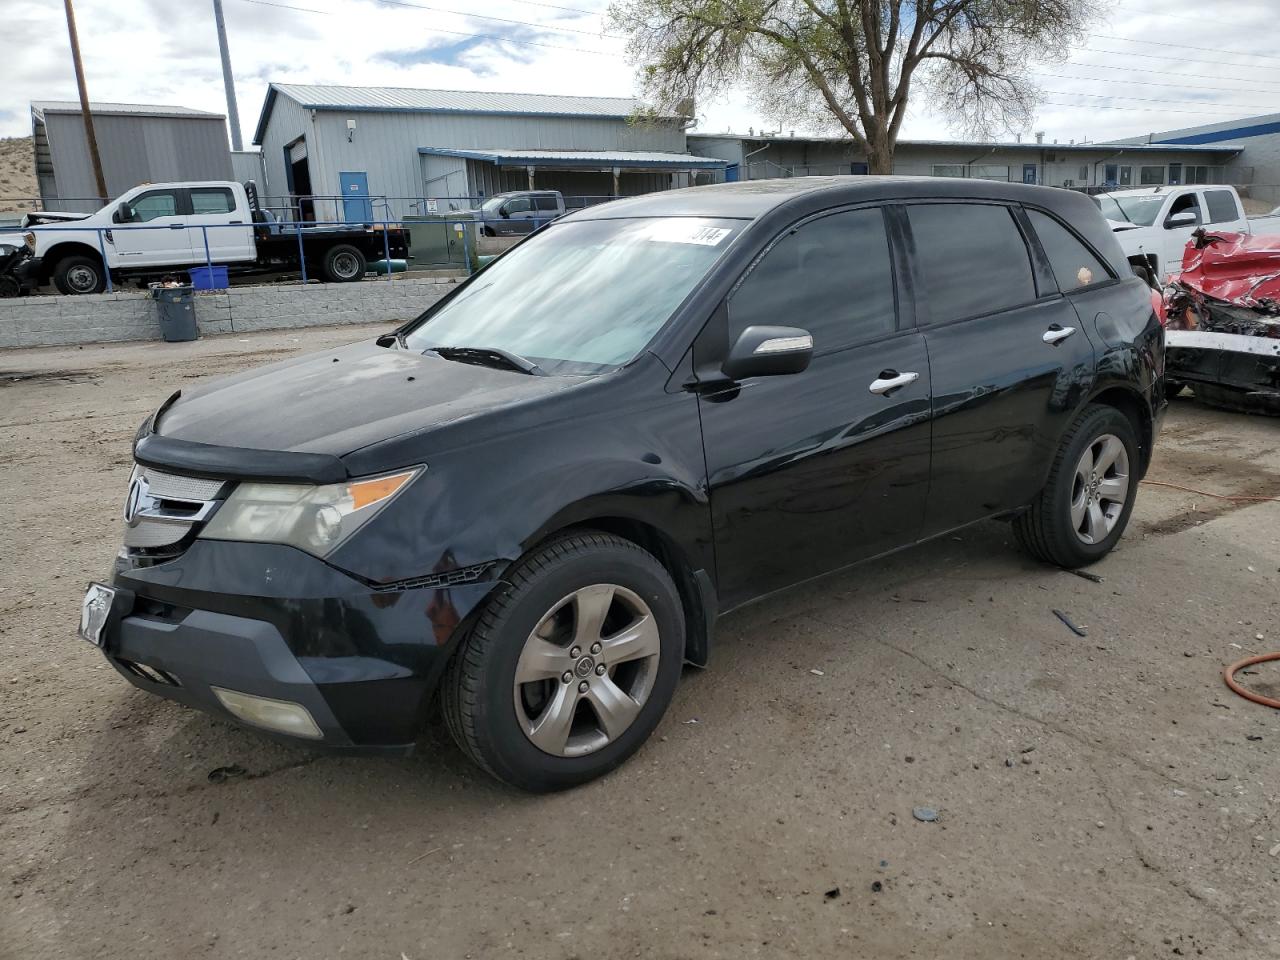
xmin=442 ymin=531 xmax=685 ymax=792
xmin=1014 ymin=405 xmax=1140 ymax=568
xmin=54 ymin=254 xmax=106 ymax=295
xmin=321 ymin=244 xmax=366 ymax=282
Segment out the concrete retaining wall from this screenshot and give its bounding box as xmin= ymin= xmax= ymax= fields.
xmin=0 ymin=276 xmax=462 ymax=349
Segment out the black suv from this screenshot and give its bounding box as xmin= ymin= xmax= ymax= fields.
xmin=80 ymin=178 xmax=1165 ymax=791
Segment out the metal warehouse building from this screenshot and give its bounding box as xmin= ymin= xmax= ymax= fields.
xmin=31 ymin=101 xmax=234 ymax=212
xmin=250 ymin=83 xmax=725 ymax=220
xmin=688 ymin=132 xmax=1243 ymax=192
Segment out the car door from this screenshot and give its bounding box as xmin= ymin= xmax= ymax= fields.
xmin=1160 ymin=191 xmax=1202 ymax=275
xmin=696 ymin=205 xmax=933 ymax=608
xmin=501 ymin=196 xmax=537 ymax=235
xmin=186 ymin=186 xmax=255 ymax=264
xmin=1202 ymin=188 xmax=1249 ymax=236
xmin=903 ymin=201 xmax=1095 ymax=537
xmin=111 ymin=187 xmax=191 ymax=267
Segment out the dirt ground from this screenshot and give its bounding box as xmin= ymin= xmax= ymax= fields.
xmin=1 ymin=325 xmax=1278 ymax=960
xmin=0 ymin=138 xmax=37 ymax=214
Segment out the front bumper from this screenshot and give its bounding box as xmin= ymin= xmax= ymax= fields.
xmin=8 ymin=255 xmax=41 ymax=294
xmin=1166 ymin=329 xmax=1280 ymax=407
xmin=98 ymin=540 xmax=501 ymax=752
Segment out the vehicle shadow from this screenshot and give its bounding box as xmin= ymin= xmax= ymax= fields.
xmin=48 ymin=518 xmax=1055 ymax=958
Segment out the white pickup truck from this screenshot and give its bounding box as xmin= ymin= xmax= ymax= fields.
xmin=27 ymin=181 xmax=410 ymax=295
xmin=1098 ymin=184 xmax=1280 ymax=280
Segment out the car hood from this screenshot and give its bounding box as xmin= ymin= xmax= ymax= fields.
xmin=153 ymin=340 xmax=588 ymax=462
xmin=1108 ymin=219 xmax=1142 ymax=232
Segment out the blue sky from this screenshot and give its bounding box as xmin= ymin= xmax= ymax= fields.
xmin=2 ymin=0 xmax=1279 ymax=148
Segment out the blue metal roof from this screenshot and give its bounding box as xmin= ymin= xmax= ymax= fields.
xmin=418 ymin=147 xmax=726 ymax=169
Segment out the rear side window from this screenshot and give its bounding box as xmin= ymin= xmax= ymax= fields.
xmin=1204 ymin=190 xmax=1240 ymax=225
xmin=190 ymin=188 xmax=235 ymax=215
xmin=534 ymin=195 xmax=559 ymax=212
xmin=1026 ymin=209 xmax=1109 ymax=292
xmin=906 ymin=203 xmax=1036 ymax=323
xmin=729 ymin=207 xmax=895 ymax=354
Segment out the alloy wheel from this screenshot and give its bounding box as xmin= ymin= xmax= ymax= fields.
xmin=512 ymin=584 xmax=661 ymax=758
xmin=1070 ymin=433 xmax=1130 ymax=545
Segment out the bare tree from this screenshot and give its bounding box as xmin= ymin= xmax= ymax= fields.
xmin=610 ymin=0 xmax=1098 ymax=173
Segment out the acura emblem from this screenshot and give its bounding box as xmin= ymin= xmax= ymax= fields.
xmin=123 ymin=474 xmax=151 ymax=525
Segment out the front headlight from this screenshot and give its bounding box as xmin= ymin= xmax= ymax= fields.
xmin=200 ymin=468 xmax=420 ymax=557
xmin=23 ymin=231 xmax=36 ymax=252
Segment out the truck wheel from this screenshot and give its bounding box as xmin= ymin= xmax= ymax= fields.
xmin=322 ymin=244 xmax=366 ymax=282
xmin=442 ymin=531 xmax=685 ymax=792
xmin=54 ymin=255 xmax=106 ymax=295
xmin=1013 ymin=405 xmax=1139 ymax=568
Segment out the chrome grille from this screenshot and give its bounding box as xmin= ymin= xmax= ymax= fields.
xmin=143 ymin=469 xmax=225 ymax=501
xmin=122 ymin=464 xmax=226 ymax=554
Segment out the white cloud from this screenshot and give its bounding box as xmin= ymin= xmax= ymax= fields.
xmin=2 ymin=0 xmax=1278 ymax=152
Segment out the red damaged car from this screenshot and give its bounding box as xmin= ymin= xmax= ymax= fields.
xmin=1164 ymin=230 xmax=1280 ymax=415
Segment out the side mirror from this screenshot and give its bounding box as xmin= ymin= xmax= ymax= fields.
xmin=113 ymin=202 xmax=131 ymax=224
xmin=500 ymin=206 xmax=511 ymax=219
xmin=722 ymin=325 xmax=813 ymax=381
xmin=1165 ymin=210 xmax=1197 ymax=229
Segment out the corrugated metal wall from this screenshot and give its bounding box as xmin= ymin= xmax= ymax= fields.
xmin=231 ymin=150 xmax=266 ymax=188
xmin=41 ymin=113 xmax=232 ymax=211
xmin=256 ymin=91 xmax=690 ymax=218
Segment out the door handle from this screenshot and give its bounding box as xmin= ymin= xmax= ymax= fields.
xmin=1043 ymin=324 xmax=1076 ymax=345
xmin=868 ymin=370 xmax=920 ymax=396
xmin=169 ymin=223 xmax=187 ymax=229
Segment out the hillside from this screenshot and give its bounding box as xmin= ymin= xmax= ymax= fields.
xmin=0 ymin=137 xmax=38 ymax=213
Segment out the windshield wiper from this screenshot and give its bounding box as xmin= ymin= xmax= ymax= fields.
xmin=1101 ymin=192 xmax=1132 ymax=224
xmin=428 ymin=346 xmax=546 ymax=376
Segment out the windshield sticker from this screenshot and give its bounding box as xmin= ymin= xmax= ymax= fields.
xmin=644 ymin=222 xmax=732 ymax=246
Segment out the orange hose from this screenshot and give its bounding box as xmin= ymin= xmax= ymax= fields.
xmin=1224 ymin=653 xmax=1280 ymax=710
xmin=1140 ymin=479 xmax=1280 ymax=503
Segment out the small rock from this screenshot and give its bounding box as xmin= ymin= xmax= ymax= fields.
xmin=1246 ymin=735 xmax=1263 ymax=742
xmin=810 ymin=668 xmax=825 ymax=676
xmin=12 ymin=726 xmax=26 ymax=734
xmin=1005 ymin=758 xmax=1015 ymax=767
xmin=1095 ymin=821 xmax=1105 ymax=828
xmin=207 ymin=764 xmax=247 ymax=784
xmin=912 ymin=807 xmax=939 ymax=823
xmin=1269 ymin=842 xmax=1280 ymax=857
xmin=824 ymin=887 xmax=841 ymax=900
xmin=1215 ymin=773 xmax=1231 ymax=781
xmin=904 ymin=756 xmax=915 ymax=763
xmin=870 ymin=880 xmax=883 ymax=893
xmin=1173 ymin=789 xmax=1187 ymax=797
xmin=1256 ymin=634 xmax=1265 ymax=641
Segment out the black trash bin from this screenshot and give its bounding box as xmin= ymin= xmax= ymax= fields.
xmin=149 ymin=283 xmax=198 ymax=342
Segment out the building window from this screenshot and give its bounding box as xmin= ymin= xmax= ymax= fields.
xmin=1119 ymin=166 xmax=1133 ymax=186
xmin=970 ymin=164 xmax=1010 ymax=181
xmin=932 ymin=164 xmax=967 ymax=178
xmin=1079 ymin=165 xmax=1089 ymax=182
xmin=1140 ymin=165 xmax=1165 ymax=185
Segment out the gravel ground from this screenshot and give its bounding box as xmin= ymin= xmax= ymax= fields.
xmin=1 ymin=325 xmax=1278 ymax=960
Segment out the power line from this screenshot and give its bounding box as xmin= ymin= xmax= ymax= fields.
xmin=226 ymin=0 xmax=620 ymax=54
xmin=372 ymin=0 xmax=620 ymax=39
xmin=1036 ymin=68 xmax=1280 ymax=94
xmin=1076 ymin=45 xmax=1280 ymax=71
xmin=1038 ymin=86 xmax=1276 ymax=113
xmin=1090 ymin=32 xmax=1280 ymax=66
xmin=1037 ymin=98 xmax=1254 ymax=118
xmin=1044 ymin=58 xmax=1280 ymax=89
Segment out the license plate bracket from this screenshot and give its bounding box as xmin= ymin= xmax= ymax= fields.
xmin=79 ymin=583 xmax=117 ymax=648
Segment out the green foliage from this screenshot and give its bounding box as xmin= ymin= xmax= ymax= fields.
xmin=609 ymin=0 xmax=1099 ymax=171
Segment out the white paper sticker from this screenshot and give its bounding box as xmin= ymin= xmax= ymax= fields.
xmin=644 ymin=221 xmax=732 ymax=246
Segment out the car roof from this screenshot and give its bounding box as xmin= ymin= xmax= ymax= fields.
xmin=565 ymin=175 xmax=1102 ymax=221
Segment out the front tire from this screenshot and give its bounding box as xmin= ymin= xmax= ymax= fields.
xmin=321 ymin=243 xmax=366 ymax=282
xmin=1014 ymin=405 xmax=1140 ymax=568
xmin=54 ymin=254 xmax=106 ymax=295
xmin=442 ymin=531 xmax=685 ymax=792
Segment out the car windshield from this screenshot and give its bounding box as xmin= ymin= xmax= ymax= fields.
xmin=405 ymin=217 xmax=744 ymax=373
xmin=479 ymin=195 xmax=511 ymax=214
xmin=1097 ymin=193 xmax=1167 ymax=227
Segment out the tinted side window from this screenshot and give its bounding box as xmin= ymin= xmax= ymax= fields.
xmin=190 ymin=188 xmax=234 ymax=215
xmin=534 ymin=195 xmax=559 ymax=211
xmin=1026 ymin=209 xmax=1109 ymax=292
xmin=127 ymin=191 xmax=179 ymax=222
xmin=728 ymin=208 xmax=895 ymax=354
xmin=907 ymin=203 xmax=1036 ymax=324
xmin=1204 ymin=190 xmax=1240 ymax=225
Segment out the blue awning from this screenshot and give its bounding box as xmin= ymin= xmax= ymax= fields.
xmin=418 ymin=147 xmax=726 ymax=169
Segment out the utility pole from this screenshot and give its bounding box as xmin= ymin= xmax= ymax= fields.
xmin=62 ymin=0 xmax=108 ymax=202
xmin=212 ymin=0 xmax=243 ymax=150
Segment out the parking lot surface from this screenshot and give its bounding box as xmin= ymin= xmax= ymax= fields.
xmin=2 ymin=325 xmax=1278 ymax=959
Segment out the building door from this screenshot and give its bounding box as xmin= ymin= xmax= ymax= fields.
xmin=724 ymin=164 xmax=740 ymax=182
xmin=1119 ymin=166 xmax=1133 ymax=186
xmin=340 ymin=172 xmax=372 ymax=223
xmin=1023 ymin=164 xmax=1038 ymax=184
xmin=1168 ymin=163 xmax=1182 ymax=186
xmin=850 ymin=162 xmax=869 ymax=175
xmin=1104 ymin=164 xmax=1118 ymax=186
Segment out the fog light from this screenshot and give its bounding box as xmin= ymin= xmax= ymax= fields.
xmin=212 ymin=687 xmax=323 ymax=739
